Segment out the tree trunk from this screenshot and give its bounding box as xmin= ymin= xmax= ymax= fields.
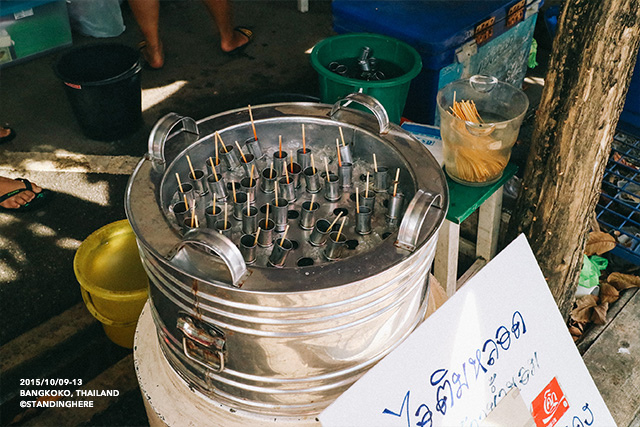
xmin=506 ymin=0 xmax=640 ymax=320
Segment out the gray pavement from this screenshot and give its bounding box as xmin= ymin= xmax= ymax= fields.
xmin=0 ymin=0 xmax=334 ymax=346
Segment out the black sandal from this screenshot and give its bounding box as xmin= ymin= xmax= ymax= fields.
xmin=0 ymin=178 xmax=53 ymax=212
xmin=223 ymin=27 xmax=254 ymax=56
xmin=0 ymin=126 xmax=16 ymax=144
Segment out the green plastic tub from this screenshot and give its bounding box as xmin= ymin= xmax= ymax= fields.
xmin=310 ymin=33 xmax=422 ymax=123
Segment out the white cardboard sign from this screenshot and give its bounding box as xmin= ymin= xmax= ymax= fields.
xmin=320 ymin=235 xmax=614 ymax=427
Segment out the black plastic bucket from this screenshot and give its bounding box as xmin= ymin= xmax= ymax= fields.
xmin=55 ymin=43 xmax=142 ymax=141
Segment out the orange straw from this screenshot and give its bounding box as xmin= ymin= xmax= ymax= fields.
xmin=279 ymin=135 xmax=282 ymax=158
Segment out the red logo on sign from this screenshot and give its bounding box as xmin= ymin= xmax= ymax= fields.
xmin=531 ymin=377 xmax=569 ymax=427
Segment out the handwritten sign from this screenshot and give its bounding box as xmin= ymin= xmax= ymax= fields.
xmin=320 ymin=235 xmax=614 ymax=427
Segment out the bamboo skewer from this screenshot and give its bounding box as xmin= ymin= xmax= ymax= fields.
xmin=269 ymin=161 xmax=274 ymax=178
xmin=302 ymin=124 xmax=306 ymax=154
xmin=186 ymin=155 xmax=196 ymax=179
xmin=176 ymin=173 xmax=184 ymax=193
xmin=329 ymin=212 xmax=343 ymax=230
xmin=224 ymin=203 xmax=228 ymax=229
xmin=235 ymin=141 xmax=248 ymax=163
xmin=231 ymin=181 xmax=237 ymax=203
xmin=274 ymin=184 xmax=279 ymax=206
xmin=215 ymin=132 xmax=219 ymax=164
xmin=279 ymin=135 xmax=283 ymax=158
xmin=310 ymin=194 xmax=316 ymax=210
xmin=250 ymin=164 xmax=255 ymax=187
xmin=365 ymin=172 xmax=370 ymax=198
xmin=266 ymin=201 xmax=270 ymax=221
xmin=336 ymin=217 xmax=346 ymax=241
xmin=324 ymin=158 xmax=331 ymax=182
xmin=212 ymin=196 xmax=216 ymax=215
xmin=280 ymin=225 xmax=289 ymax=246
xmin=190 ymin=200 xmax=197 ymax=228
xmin=311 ymin=154 xmax=316 ymax=174
xmin=373 ymin=153 xmax=378 ymax=173
xmin=254 ymin=227 xmax=261 ymax=246
xmin=356 ymin=187 xmax=360 ymax=213
xmin=339 ymin=127 xmax=346 ymax=147
xmin=283 ymin=161 xmax=290 ymax=184
xmin=336 ymin=139 xmax=342 ymax=167
xmin=218 ymin=132 xmax=229 ymax=153
xmin=183 ymin=195 xmax=189 ymax=206
xmin=209 ymin=157 xmax=219 ymax=181
xmin=248 ymin=105 xmax=258 ymax=141
xmin=393 ymin=168 xmax=400 ymax=197
xmin=247 ymin=196 xmax=250 ymax=216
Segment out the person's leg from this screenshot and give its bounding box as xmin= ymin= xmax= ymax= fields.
xmin=0 ymin=177 xmax=40 ymax=209
xmin=128 ymin=0 xmax=164 ymax=68
xmin=201 ymin=0 xmax=250 ymax=52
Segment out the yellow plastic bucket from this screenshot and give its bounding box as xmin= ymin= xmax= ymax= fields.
xmin=74 ymin=219 xmax=149 ymax=348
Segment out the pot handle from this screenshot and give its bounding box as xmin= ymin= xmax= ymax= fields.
xmin=395 ymin=189 xmax=443 ymax=252
xmin=329 ymin=93 xmax=390 ymax=135
xmin=171 ymin=228 xmax=248 ymax=288
xmin=146 ymin=112 xmax=199 ymax=172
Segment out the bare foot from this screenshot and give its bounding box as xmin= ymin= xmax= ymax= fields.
xmin=0 ymin=177 xmax=40 ymax=209
xmin=140 ymin=40 xmax=164 ymax=69
xmin=221 ymin=28 xmax=251 ymax=53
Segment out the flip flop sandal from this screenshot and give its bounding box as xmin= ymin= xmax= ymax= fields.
xmin=224 ymin=26 xmax=254 ymax=56
xmin=0 ymin=126 xmax=16 ymax=144
xmin=0 ymin=178 xmax=53 ymax=212
xmin=138 ymin=41 xmax=164 ymax=70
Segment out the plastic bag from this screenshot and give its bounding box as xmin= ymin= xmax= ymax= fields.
xmin=67 ymin=0 xmax=125 ymax=38
xmin=578 ymin=254 xmax=608 ymax=289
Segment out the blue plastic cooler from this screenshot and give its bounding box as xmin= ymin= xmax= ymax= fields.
xmin=332 ymin=0 xmax=542 ymax=124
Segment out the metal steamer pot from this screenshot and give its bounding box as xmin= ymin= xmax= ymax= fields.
xmin=125 ymin=94 xmax=448 ymax=416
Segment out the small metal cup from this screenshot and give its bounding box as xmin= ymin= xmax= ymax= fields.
xmin=240 ymin=177 xmax=258 ymax=204
xmin=257 ymin=218 xmax=275 ymax=247
xmin=308 ymin=219 xmax=331 ymax=246
xmin=272 ymin=198 xmax=289 ymax=232
xmin=189 ymin=169 xmax=208 ymax=196
xmin=338 ymin=163 xmax=353 ymax=188
xmin=339 ymin=144 xmax=353 ymax=165
xmin=287 ymin=162 xmax=303 ymax=188
xmin=205 ymin=205 xmax=222 ymax=228
xmin=278 ymin=177 xmax=296 ymax=203
xmin=324 ymin=231 xmax=347 ymax=260
xmin=206 ymin=157 xmax=222 ymax=176
xmin=261 ymin=167 xmax=278 ymax=193
xmin=268 ymin=238 xmax=293 ymax=268
xmin=386 ymin=191 xmax=405 ymax=223
xmin=182 ymin=215 xmax=200 ymax=231
xmin=355 ymin=206 xmax=372 ymax=235
xmin=359 ymin=191 xmax=376 ymax=213
xmin=241 ymin=153 xmax=259 ymax=179
xmin=296 ymin=148 xmax=312 ymax=172
xmin=214 ymin=219 xmax=232 ymax=237
xmin=304 ymin=167 xmax=322 ymax=194
xmin=207 ymin=174 xmax=228 ymax=201
xmin=221 ymin=145 xmax=241 ymax=170
xmin=172 ymin=201 xmax=188 ymax=225
xmin=245 ymin=137 xmax=264 ymax=159
xmin=178 ymin=182 xmax=195 ymax=204
xmin=233 ymin=192 xmax=248 ymax=220
xmin=242 ymin=205 xmax=259 ymax=235
xmin=273 ymin=151 xmax=288 ymax=176
xmin=299 ymin=200 xmax=319 ymax=230
xmin=324 ymin=174 xmax=342 ymax=202
xmin=240 ymin=234 xmax=257 ymax=264
xmin=374 ymin=166 xmax=389 ymax=193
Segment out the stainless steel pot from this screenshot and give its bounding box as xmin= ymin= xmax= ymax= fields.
xmin=125 ymin=94 xmax=448 ymax=416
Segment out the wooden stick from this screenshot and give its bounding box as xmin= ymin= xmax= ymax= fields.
xmin=247 ymin=196 xmax=250 ymax=216
xmin=394 ymin=168 xmax=400 ymax=197
xmin=284 ymin=160 xmax=290 ymax=184
xmin=190 ymin=200 xmax=196 ymax=228
xmin=336 ymin=139 xmax=342 ymax=167
xmin=215 ymin=132 xmax=219 ymax=164
xmin=280 ymin=224 xmax=289 ymax=246
xmin=279 ymin=135 xmax=282 ymax=158
xmin=324 ymin=158 xmax=331 ymax=182
xmin=186 ymin=155 xmax=196 ymax=179
xmin=329 ymin=211 xmax=342 ymax=230
xmin=209 ymin=158 xmax=219 ymax=181
xmin=235 ymin=140 xmax=248 ymax=163
xmin=274 ymin=184 xmax=279 ymax=206
xmin=356 ymin=187 xmax=360 ymax=213
xmin=254 ymin=227 xmax=261 ymax=246
xmin=336 ymin=216 xmax=346 ymax=241
xmin=269 ymin=161 xmax=274 ymax=179
xmin=219 ymin=132 xmax=228 ymax=153
xmin=302 ymin=124 xmax=306 ymax=154
xmin=339 ymin=127 xmax=346 ymax=147
xmin=194 ymin=213 xmax=199 ymax=228
xmin=224 ymin=203 xmax=228 ymax=229
xmin=212 ymin=195 xmax=216 ymax=215
xmin=311 ymin=154 xmax=316 ymax=174
xmin=310 ymin=194 xmax=316 ymax=210
xmin=176 ymin=173 xmax=184 ymax=192
xmin=250 ymin=164 xmax=255 ymax=187
xmin=365 ymin=172 xmax=370 ymax=198
xmin=231 ymin=181 xmax=237 ymax=203
xmin=183 ymin=194 xmax=189 ymax=206
xmin=373 ymin=153 xmax=378 ymax=173
xmin=266 ymin=201 xmax=270 ymax=220
xmin=248 ymin=104 xmax=257 ymax=141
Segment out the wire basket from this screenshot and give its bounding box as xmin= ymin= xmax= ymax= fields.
xmin=596 ymin=129 xmax=640 ymax=264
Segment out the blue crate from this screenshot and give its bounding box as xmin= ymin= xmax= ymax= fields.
xmin=332 ymin=0 xmax=542 ymax=124
xmin=596 ymin=130 xmax=640 ymax=264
